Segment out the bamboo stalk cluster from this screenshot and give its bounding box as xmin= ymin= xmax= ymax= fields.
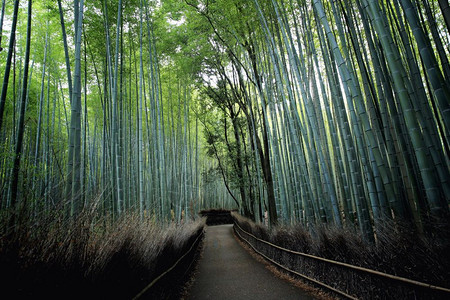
xmin=191 ymin=0 xmax=449 ymax=240
xmin=0 ymin=0 xmax=448 ymax=242
xmin=0 ymin=0 xmax=236 ymax=225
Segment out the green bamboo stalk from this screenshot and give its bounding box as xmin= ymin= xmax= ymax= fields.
xmin=10 ymin=0 xmax=32 ymax=210
xmin=0 ymin=0 xmax=20 ymax=132
xmin=0 ymin=0 xmax=5 ymax=51
xmin=57 ymin=0 xmax=72 ymax=105
xmin=34 ymin=32 xmax=48 ymax=178
xmin=438 ymin=0 xmax=450 ymax=33
xmin=66 ymin=0 xmax=84 ymax=216
xmin=400 ymin=0 xmax=450 ymax=152
xmin=364 ymin=0 xmax=448 ymax=214
xmin=138 ymin=0 xmax=145 ymax=218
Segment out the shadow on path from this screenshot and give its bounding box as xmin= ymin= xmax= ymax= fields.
xmin=187 ymin=224 xmax=315 ymax=300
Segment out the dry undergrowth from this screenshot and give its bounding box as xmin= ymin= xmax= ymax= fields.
xmin=232 ymin=228 xmax=335 ymax=300
xmin=232 ymin=212 xmax=450 ymax=299
xmin=0 ymin=209 xmax=205 ymax=299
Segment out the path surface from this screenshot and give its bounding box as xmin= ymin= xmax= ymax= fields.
xmin=187 ymin=224 xmax=315 ymax=300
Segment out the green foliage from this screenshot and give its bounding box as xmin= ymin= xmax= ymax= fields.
xmin=0 ymin=0 xmax=449 ymax=241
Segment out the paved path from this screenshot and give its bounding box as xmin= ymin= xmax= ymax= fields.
xmin=187 ymin=224 xmax=315 ymax=300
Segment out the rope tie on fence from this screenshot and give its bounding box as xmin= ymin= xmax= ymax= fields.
xmin=133 ymin=229 xmax=204 ymax=299
xmin=234 ymin=221 xmax=450 ymax=295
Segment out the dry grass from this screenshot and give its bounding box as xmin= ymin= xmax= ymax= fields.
xmin=232 ymin=227 xmax=335 ymax=300
xmin=232 ymin=212 xmax=450 ymax=299
xmin=0 ymin=208 xmax=205 ymax=299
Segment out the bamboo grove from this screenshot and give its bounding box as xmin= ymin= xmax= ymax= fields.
xmin=0 ymin=0 xmax=449 ymax=242
xmin=178 ymin=0 xmax=450 ymax=241
xmin=0 ymin=0 xmax=235 ymax=226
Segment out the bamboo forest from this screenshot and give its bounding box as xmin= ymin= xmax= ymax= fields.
xmin=0 ymin=0 xmax=449 ymax=299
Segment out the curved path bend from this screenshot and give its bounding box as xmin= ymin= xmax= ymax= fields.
xmin=187 ymin=224 xmax=315 ymax=300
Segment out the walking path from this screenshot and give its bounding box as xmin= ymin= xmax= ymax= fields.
xmin=187 ymin=224 xmax=315 ymax=300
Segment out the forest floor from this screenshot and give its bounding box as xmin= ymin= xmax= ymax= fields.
xmin=185 ymin=224 xmax=316 ymax=300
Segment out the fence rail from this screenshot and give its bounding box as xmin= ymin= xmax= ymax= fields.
xmin=234 ymin=221 xmax=450 ymax=299
xmin=133 ymin=228 xmax=204 ymax=299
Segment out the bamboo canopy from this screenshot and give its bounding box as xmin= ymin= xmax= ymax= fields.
xmin=0 ymin=0 xmax=448 ymax=242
